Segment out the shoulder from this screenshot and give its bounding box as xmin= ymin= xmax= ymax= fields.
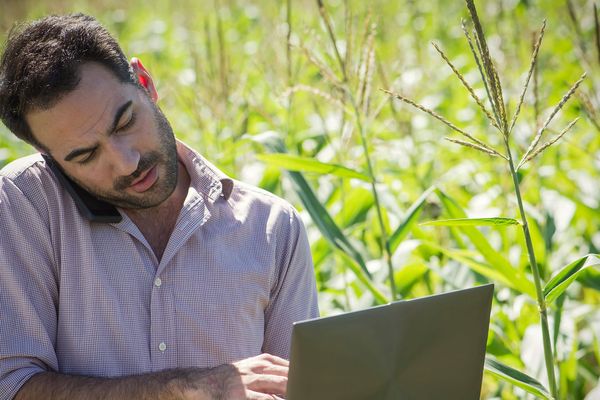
xmin=225 ymin=180 xmax=309 ymax=250
xmin=1 ymin=153 xmax=50 ymax=185
xmin=181 ymin=143 xmax=304 ymax=228
xmin=230 ymin=180 xmax=301 ymax=222
xmin=0 ymin=153 xmax=59 ymax=216
xmin=233 ymin=180 xmax=294 ymax=208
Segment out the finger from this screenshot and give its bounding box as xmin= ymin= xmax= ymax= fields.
xmin=257 ymin=353 xmax=289 ymax=367
xmin=246 ymin=390 xmax=280 ymax=400
xmin=259 ymin=364 xmax=288 ymax=377
xmin=243 ymin=373 xmax=287 ymax=395
xmin=238 ymin=354 xmax=289 ymax=375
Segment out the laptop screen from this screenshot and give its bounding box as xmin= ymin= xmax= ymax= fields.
xmin=287 ymin=284 xmax=493 ymax=400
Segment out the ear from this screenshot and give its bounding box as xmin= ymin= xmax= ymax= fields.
xmin=130 ymin=57 xmax=159 ymax=102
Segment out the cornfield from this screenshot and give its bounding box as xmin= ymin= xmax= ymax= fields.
xmin=1 ymin=0 xmax=599 ymax=398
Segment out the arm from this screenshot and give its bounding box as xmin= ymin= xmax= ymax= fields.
xmin=15 ymin=354 xmax=288 ymax=400
xmin=262 ymin=206 xmax=319 ymax=357
xmin=0 ymin=178 xmax=285 ymax=400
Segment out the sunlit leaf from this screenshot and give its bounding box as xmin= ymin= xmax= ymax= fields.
xmin=394 ymin=262 xmax=429 ymax=297
xmin=333 ymin=187 xmax=374 ymax=228
xmin=311 ymin=238 xmax=332 ymax=270
xmin=255 ymin=153 xmax=371 ymax=181
xmin=285 ymin=171 xmax=386 ymax=301
xmin=337 ymin=251 xmax=388 ymax=304
xmin=578 ymin=268 xmax=600 ymax=292
xmin=544 ymin=254 xmax=600 ymax=303
xmin=528 ymin=217 xmax=548 ymax=273
xmin=434 ymin=190 xmax=534 ymax=297
xmin=258 ymin=165 xmax=281 ymax=193
xmin=485 ymin=356 xmax=553 ymax=400
xmin=420 ymin=217 xmax=520 ymax=227
xmin=389 ymin=186 xmax=435 ymax=253
xmin=593 ymin=331 xmax=600 ymax=368
xmin=252 ymin=132 xmax=388 ymax=304
xmin=422 ymin=241 xmax=535 ymax=296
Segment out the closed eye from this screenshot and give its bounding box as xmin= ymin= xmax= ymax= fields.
xmin=77 ymin=148 xmax=97 ymax=164
xmin=64 ymin=100 xmax=135 ymax=164
xmin=117 ymin=111 xmax=136 ymax=133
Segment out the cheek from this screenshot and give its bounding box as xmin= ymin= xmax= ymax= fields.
xmin=70 ymin=166 xmax=115 ymax=190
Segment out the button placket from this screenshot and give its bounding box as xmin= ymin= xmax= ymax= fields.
xmin=150 ymin=273 xmax=168 ymax=369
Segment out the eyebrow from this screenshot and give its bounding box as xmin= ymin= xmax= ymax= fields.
xmin=64 ymin=100 xmax=133 ymax=162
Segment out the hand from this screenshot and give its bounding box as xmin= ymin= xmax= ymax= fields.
xmin=201 ymin=353 xmax=288 ymax=400
xmin=13 ymin=354 xmax=288 ymax=400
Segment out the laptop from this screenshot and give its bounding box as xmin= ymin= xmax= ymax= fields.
xmin=287 ymin=284 xmax=494 ymax=400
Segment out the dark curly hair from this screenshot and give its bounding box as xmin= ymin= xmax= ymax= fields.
xmin=0 ymin=13 xmax=136 ymax=150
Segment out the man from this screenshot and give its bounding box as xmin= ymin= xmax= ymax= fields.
xmin=0 ymin=13 xmax=318 ymax=400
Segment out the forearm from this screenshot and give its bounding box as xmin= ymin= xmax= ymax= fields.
xmin=14 ymin=365 xmax=233 ymax=400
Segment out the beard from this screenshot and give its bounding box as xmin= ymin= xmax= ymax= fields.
xmin=69 ymin=101 xmax=179 ymax=210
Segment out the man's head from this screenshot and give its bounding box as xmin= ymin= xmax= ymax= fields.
xmin=0 ymin=13 xmax=135 ymax=150
xmin=0 ymin=14 xmax=179 ymax=210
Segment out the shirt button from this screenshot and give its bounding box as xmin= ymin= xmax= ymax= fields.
xmin=154 ymin=277 xmax=162 ymax=287
xmin=159 ymin=342 xmax=167 ymax=352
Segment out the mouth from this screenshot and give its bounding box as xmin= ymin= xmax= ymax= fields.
xmin=129 ymin=165 xmax=159 ymax=193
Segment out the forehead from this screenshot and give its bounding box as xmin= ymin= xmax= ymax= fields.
xmin=25 ymin=62 xmax=134 ymax=154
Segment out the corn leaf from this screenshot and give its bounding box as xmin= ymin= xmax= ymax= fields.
xmin=286 ymin=169 xmax=388 ymax=302
xmin=333 ymin=187 xmax=374 ymax=228
xmin=421 ymin=217 xmax=520 ymax=227
xmin=578 ymin=268 xmax=600 ymax=291
xmin=251 ymin=132 xmax=388 ymax=304
xmin=389 ymin=186 xmax=435 ymax=252
xmin=258 ymin=165 xmax=281 ymax=193
xmin=593 ymin=330 xmax=600 ymax=368
xmin=422 ymin=241 xmax=535 ymax=296
xmin=434 ymin=190 xmax=535 ymax=297
xmin=337 ymin=251 xmax=389 ymax=304
xmin=311 ymin=238 xmax=331 ymax=270
xmin=394 ymin=262 xmax=429 ymax=297
xmin=543 ymin=254 xmax=600 ymax=303
xmin=256 ymin=153 xmax=371 ymax=181
xmin=527 ymin=217 xmax=548 ymax=275
xmin=485 ymin=356 xmax=553 ymax=400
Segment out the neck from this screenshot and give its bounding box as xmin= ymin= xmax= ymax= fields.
xmin=124 ymin=160 xmax=190 ymax=260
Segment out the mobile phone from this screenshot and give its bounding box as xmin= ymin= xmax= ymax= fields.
xmin=42 ymin=154 xmax=122 ymax=223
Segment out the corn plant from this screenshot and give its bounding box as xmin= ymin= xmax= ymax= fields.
xmin=1 ymin=0 xmax=599 ymax=398
xmin=566 ymin=0 xmax=600 ymax=135
xmin=254 ymin=0 xmax=438 ymax=306
xmin=385 ymin=0 xmax=599 ymax=398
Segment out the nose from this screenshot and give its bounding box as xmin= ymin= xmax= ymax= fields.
xmin=107 ymin=138 xmax=140 ymax=177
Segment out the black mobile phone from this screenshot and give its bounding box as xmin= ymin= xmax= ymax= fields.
xmin=42 ymin=154 xmax=122 ymax=223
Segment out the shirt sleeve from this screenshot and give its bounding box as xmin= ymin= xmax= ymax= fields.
xmin=262 ymin=205 xmax=319 ymax=359
xmin=0 ymin=176 xmax=59 ymax=400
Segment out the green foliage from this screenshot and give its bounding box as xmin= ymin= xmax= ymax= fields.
xmin=485 ymin=357 xmax=553 ymax=400
xmin=544 ymin=254 xmax=600 ymax=303
xmin=421 ymin=217 xmax=521 ymax=227
xmin=1 ymin=0 xmax=599 ymax=397
xmin=255 ymin=153 xmax=371 ymax=181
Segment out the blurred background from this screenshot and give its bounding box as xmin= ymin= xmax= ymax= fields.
xmin=1 ymin=0 xmax=599 ymax=398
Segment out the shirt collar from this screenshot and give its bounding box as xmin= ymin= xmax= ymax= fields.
xmin=176 ymin=140 xmax=234 ymax=203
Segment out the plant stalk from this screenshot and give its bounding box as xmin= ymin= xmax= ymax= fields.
xmin=504 ymin=140 xmax=558 ymax=398
xmin=315 ymin=0 xmax=397 ymax=300
xmin=352 ymin=105 xmax=397 ymax=300
xmin=345 ymin=84 xmax=397 ymax=300
xmin=345 ymin=87 xmax=397 ymax=300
